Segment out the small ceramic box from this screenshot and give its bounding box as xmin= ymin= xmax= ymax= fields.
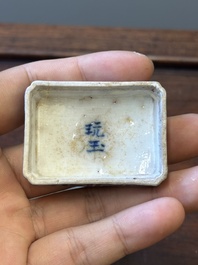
xmin=23 ymin=81 xmax=167 ymax=186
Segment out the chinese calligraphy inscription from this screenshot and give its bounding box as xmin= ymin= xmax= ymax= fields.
xmin=85 ymin=121 xmax=105 ymax=153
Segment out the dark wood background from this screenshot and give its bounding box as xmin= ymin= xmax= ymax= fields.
xmin=0 ymin=24 xmax=198 ymax=264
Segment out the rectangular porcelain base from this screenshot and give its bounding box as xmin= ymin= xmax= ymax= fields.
xmin=23 ymin=81 xmax=167 ymax=186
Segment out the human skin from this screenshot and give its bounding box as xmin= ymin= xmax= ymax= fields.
xmin=1 ymin=50 xmax=198 ymax=264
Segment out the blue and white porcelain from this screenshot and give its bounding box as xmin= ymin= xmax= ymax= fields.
xmin=23 ymin=81 xmax=167 ymax=186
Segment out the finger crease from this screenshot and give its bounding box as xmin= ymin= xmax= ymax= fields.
xmin=85 ymin=188 xmax=106 ymax=223
xmin=22 ymin=64 xmax=37 ymax=84
xmin=66 ymin=228 xmax=92 ymax=265
xmin=112 ymin=216 xmax=130 ymax=257
xmin=30 ymin=202 xmax=47 ymax=239
xmin=76 ymin=58 xmax=87 ymax=81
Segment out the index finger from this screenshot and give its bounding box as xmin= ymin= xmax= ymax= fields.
xmin=0 ymin=51 xmax=153 ymax=134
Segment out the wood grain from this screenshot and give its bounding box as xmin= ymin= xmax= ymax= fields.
xmin=0 ymin=23 xmax=198 ymax=265
xmin=0 ymin=23 xmax=198 ymax=65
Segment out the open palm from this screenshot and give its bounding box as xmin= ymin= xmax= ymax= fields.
xmin=0 ymin=51 xmax=197 ymax=265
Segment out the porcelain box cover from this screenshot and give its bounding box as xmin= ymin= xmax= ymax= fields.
xmin=23 ymin=81 xmax=167 ymax=186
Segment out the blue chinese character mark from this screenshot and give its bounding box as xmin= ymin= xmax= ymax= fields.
xmin=85 ymin=121 xmax=105 ymax=137
xmin=87 ymin=140 xmax=105 ymax=152
xmin=85 ymin=121 xmax=105 ymax=153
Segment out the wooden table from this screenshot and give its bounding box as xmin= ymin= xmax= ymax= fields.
xmin=0 ymin=24 xmax=198 ymax=264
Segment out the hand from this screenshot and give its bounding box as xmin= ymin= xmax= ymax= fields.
xmin=0 ymin=51 xmax=193 ymax=265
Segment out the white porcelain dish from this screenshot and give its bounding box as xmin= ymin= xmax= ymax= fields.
xmin=23 ymin=81 xmax=167 ymax=186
